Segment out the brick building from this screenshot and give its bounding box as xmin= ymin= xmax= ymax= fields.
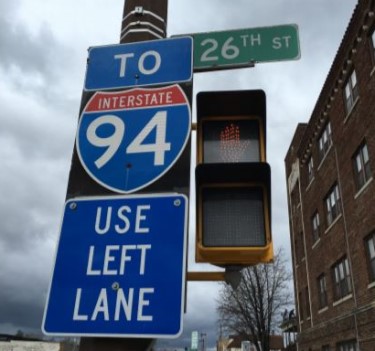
xmin=284 ymin=1 xmax=375 ymax=350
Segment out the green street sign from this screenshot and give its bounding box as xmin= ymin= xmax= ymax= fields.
xmin=190 ymin=24 xmax=300 ymax=71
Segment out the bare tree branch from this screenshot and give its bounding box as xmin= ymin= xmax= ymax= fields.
xmin=217 ymin=248 xmax=293 ymax=351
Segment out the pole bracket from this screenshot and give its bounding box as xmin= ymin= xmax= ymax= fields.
xmin=187 ymin=271 xmax=225 ymax=281
xmin=121 ymin=7 xmax=166 ymax=41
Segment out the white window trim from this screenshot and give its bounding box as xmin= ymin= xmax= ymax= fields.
xmin=332 ymin=293 xmax=353 ymax=307
xmin=312 ymin=237 xmax=321 ymax=250
xmin=343 ymin=96 xmax=360 ymax=123
xmin=344 ymin=70 xmax=359 ymax=115
xmin=324 ymin=212 xmax=342 ymax=234
xmin=354 ymin=177 xmax=373 ymax=199
xmin=371 ymin=30 xmax=375 ymax=76
xmin=317 ymin=143 xmax=333 ymax=171
xmin=318 ymin=306 xmax=328 ymax=314
xmin=306 ymin=176 xmax=315 ymax=192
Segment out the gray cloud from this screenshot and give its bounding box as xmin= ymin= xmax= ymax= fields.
xmin=0 ymin=233 xmax=55 ymax=334
xmin=0 ymin=4 xmax=58 ymax=82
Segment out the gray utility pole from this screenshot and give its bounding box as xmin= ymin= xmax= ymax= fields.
xmin=79 ymin=1 xmax=168 ymax=350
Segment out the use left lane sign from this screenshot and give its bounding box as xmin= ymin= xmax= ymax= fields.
xmin=76 ymin=84 xmax=191 ymax=194
xmin=43 ymin=193 xmax=188 ymax=337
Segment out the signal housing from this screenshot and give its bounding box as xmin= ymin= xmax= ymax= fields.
xmin=195 ymin=90 xmax=273 ymax=266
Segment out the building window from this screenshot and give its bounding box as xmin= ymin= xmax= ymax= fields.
xmin=365 ymin=232 xmax=375 ymax=282
xmin=318 ymin=122 xmax=332 ymax=162
xmin=291 ymin=181 xmax=301 ymax=215
xmin=304 ymin=286 xmax=311 ymax=318
xmin=352 ymin=142 xmax=372 ymax=191
xmin=294 ymin=239 xmax=299 ymax=263
xmin=298 ymin=291 xmax=304 ymax=320
xmin=371 ymin=29 xmax=375 ymax=63
xmin=300 ymin=231 xmax=305 ymax=260
xmin=337 ymin=340 xmax=357 ymax=351
xmin=307 ymin=156 xmax=314 ymax=183
xmin=344 ymin=70 xmax=359 ymax=113
xmin=325 ymin=184 xmax=341 ymax=227
xmin=332 ymin=257 xmax=352 ymax=300
xmin=312 ymin=211 xmax=320 ymax=243
xmin=318 ymin=274 xmax=328 ymax=308
xmin=294 ymin=232 xmax=305 ymax=264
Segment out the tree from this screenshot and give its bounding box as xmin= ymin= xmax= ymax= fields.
xmin=217 ymin=248 xmax=293 ymax=351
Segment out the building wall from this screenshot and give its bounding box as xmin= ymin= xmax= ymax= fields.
xmin=285 ymin=1 xmax=375 ymax=350
xmin=0 ymin=340 xmax=60 ymax=351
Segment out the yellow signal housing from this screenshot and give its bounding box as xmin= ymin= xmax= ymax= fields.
xmin=195 ymin=90 xmax=273 ymax=266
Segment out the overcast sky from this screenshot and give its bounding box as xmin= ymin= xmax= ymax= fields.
xmin=0 ymin=0 xmax=357 ymax=348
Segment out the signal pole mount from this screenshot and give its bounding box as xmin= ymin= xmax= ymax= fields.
xmin=121 ymin=0 xmax=168 ymax=43
xmin=79 ymin=1 xmax=168 ymax=350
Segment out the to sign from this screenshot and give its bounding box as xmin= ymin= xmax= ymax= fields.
xmin=76 ymin=84 xmax=191 ymax=194
xmin=43 ymin=194 xmax=188 ymax=338
xmin=84 ymin=37 xmax=193 ymax=90
xmin=190 ymin=24 xmax=300 ymax=71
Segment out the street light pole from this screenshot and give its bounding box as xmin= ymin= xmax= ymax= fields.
xmin=200 ymin=333 xmax=207 ymax=351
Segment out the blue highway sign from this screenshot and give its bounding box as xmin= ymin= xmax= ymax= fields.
xmin=43 ymin=194 xmax=188 ymax=338
xmin=76 ymin=84 xmax=191 ymax=194
xmin=84 ymin=37 xmax=193 ymax=90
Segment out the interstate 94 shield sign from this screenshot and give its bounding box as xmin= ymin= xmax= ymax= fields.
xmin=76 ymin=84 xmax=191 ymax=193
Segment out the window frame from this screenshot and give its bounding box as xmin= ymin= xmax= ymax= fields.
xmin=337 ymin=340 xmax=357 ymax=351
xmin=365 ymin=231 xmax=375 ymax=282
xmin=299 ymin=231 xmax=305 ymax=261
xmin=343 ymin=69 xmax=359 ymax=113
xmin=307 ymin=156 xmax=314 ymax=184
xmin=311 ymin=211 xmax=321 ymax=243
xmin=332 ymin=256 xmax=352 ymax=301
xmin=317 ymin=273 xmax=328 ymax=309
xmin=325 ymin=183 xmax=341 ymax=227
xmin=352 ymin=141 xmax=372 ymax=192
xmin=370 ymin=28 xmax=375 ymax=65
xmin=318 ymin=122 xmax=332 ymax=162
xmin=304 ymin=286 xmax=311 ymax=318
xmin=294 ymin=238 xmax=299 ymax=264
xmin=298 ymin=291 xmax=304 ymax=321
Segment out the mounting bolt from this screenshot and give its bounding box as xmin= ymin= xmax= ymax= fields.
xmin=69 ymin=202 xmax=77 ymax=210
xmin=112 ymin=282 xmax=120 ymax=291
xmin=135 ymin=6 xmax=144 ymax=15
